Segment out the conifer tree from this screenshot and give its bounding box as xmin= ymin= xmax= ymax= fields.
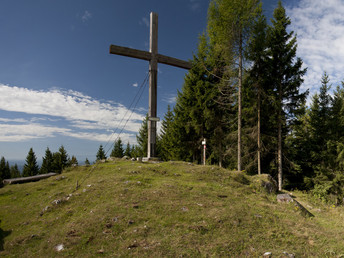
xmin=23 ymin=148 xmax=39 ymax=177
xmin=124 ymin=142 xmax=131 ymax=157
xmin=69 ymin=155 xmax=78 ymax=166
xmin=246 ymin=6 xmax=268 ymax=174
xmin=267 ymin=1 xmax=307 ymax=190
xmin=85 ymin=158 xmax=90 ymax=166
xmin=40 ymin=147 xmax=53 ymax=174
xmin=10 ymin=164 xmax=21 ymax=178
xmin=0 ymin=157 xmax=11 ymax=181
xmin=136 ymin=115 xmax=148 ymax=157
xmin=208 ymin=0 xmax=261 ymax=171
xmin=111 ymin=138 xmax=124 ymax=158
xmin=96 ymin=144 xmax=106 ymax=161
xmin=159 ymin=105 xmax=175 ymax=161
xmin=58 ymin=145 xmax=69 ymax=170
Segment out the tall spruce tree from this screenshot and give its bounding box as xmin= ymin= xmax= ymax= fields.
xmin=111 ymin=138 xmax=124 ymax=158
xmin=124 ymin=142 xmax=131 ymax=157
xmin=208 ymin=0 xmax=261 ymax=171
xmin=172 ymin=34 xmax=226 ymax=164
xmin=23 ymin=148 xmax=39 ymax=177
xmin=10 ymin=164 xmax=21 ymax=178
xmin=0 ymin=157 xmax=11 ymax=182
xmin=96 ymin=144 xmax=106 ymax=161
xmin=267 ymin=1 xmax=307 ymax=190
xmin=136 ymin=114 xmax=148 ymax=157
xmin=40 ymin=147 xmax=53 ymax=174
xmin=246 ymin=6 xmax=268 ymax=175
xmin=159 ymin=105 xmax=175 ymax=161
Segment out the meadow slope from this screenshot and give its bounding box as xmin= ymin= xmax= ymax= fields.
xmin=1 ymin=161 xmax=344 ymax=257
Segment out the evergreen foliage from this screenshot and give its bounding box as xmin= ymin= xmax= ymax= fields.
xmin=23 ymin=148 xmax=39 ymax=177
xmin=96 ymin=144 xmax=107 ymax=161
xmin=40 ymin=147 xmax=53 ymax=174
xmin=111 ymin=138 xmax=124 ymax=158
xmin=10 ymin=164 xmax=21 ymax=178
xmin=136 ymin=115 xmax=148 ymax=157
xmin=124 ymin=142 xmax=131 ymax=157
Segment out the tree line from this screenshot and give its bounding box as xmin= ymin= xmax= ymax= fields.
xmin=0 ymin=146 xmax=79 ymax=186
xmin=131 ymin=0 xmax=344 ymax=204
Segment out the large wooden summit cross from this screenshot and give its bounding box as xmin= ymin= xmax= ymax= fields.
xmin=109 ymin=12 xmax=191 ymax=159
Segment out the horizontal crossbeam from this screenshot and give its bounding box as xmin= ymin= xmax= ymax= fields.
xmin=109 ymin=44 xmax=191 ymax=70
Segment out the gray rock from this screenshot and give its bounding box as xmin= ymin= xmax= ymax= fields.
xmin=277 ymin=193 xmax=293 ymax=203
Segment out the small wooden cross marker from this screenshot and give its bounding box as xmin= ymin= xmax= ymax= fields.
xmin=109 ymin=12 xmax=191 ymax=159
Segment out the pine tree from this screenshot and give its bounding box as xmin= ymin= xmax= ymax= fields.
xmin=96 ymin=144 xmax=106 ymax=161
xmin=58 ymin=145 xmax=69 ymax=170
xmin=23 ymin=148 xmax=39 ymax=177
xmin=40 ymin=147 xmax=53 ymax=174
xmin=159 ymin=105 xmax=175 ymax=161
xmin=0 ymin=157 xmax=11 ymax=181
xmin=208 ymin=0 xmax=261 ymax=171
xmin=10 ymin=164 xmax=21 ymax=178
xmin=246 ymin=7 xmax=268 ymax=174
xmin=136 ymin=115 xmax=148 ymax=157
xmin=85 ymin=158 xmax=90 ymax=166
xmin=124 ymin=142 xmax=131 ymax=157
xmin=111 ymin=138 xmax=124 ymax=158
xmin=69 ymin=155 xmax=78 ymax=166
xmin=267 ymin=1 xmax=307 ymax=190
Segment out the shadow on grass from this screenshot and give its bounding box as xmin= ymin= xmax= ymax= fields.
xmin=0 ymin=227 xmax=12 ymax=251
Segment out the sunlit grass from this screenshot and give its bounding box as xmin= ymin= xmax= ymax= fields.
xmin=1 ymin=160 xmax=344 ymax=257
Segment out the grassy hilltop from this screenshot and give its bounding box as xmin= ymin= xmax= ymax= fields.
xmin=1 ymin=161 xmax=344 ymax=257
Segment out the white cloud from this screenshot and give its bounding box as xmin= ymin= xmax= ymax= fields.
xmin=189 ymin=0 xmax=201 ymax=11
xmin=0 ymin=84 xmax=145 ymax=142
xmin=140 ymin=17 xmax=149 ymax=27
xmin=162 ymin=94 xmax=177 ymax=104
xmin=286 ymin=0 xmax=344 ymax=95
xmin=81 ymin=10 xmax=92 ymax=23
xmin=132 ymin=82 xmax=138 ymax=87
xmin=0 ymin=123 xmax=70 ymax=142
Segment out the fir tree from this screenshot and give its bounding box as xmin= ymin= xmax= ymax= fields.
xmin=96 ymin=144 xmax=106 ymax=161
xmin=69 ymin=155 xmax=78 ymax=166
xmin=208 ymin=0 xmax=261 ymax=171
xmin=245 ymin=7 xmax=268 ymax=174
xmin=136 ymin=115 xmax=148 ymax=157
xmin=124 ymin=142 xmax=131 ymax=157
xmin=58 ymin=145 xmax=69 ymax=170
xmin=111 ymin=138 xmax=124 ymax=158
xmin=267 ymin=1 xmax=307 ymax=190
xmin=10 ymin=164 xmax=21 ymax=178
xmin=159 ymin=105 xmax=175 ymax=161
xmin=40 ymin=147 xmax=53 ymax=174
xmin=23 ymin=148 xmax=39 ymax=177
xmin=0 ymin=157 xmax=11 ymax=182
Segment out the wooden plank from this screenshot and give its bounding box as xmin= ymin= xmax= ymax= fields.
xmin=157 ymin=54 xmax=192 ymax=70
xmin=3 ymin=172 xmax=58 ymax=185
xmin=109 ymin=45 xmax=151 ymax=61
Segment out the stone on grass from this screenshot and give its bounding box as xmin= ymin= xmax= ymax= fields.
xmin=55 ymin=244 xmax=64 ymax=252
xmin=277 ymin=194 xmax=293 ymax=203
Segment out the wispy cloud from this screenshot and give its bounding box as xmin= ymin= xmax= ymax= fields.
xmin=0 ymin=84 xmax=145 ymax=142
xmin=81 ymin=10 xmax=92 ymax=23
xmin=132 ymin=82 xmax=138 ymax=87
xmin=286 ymin=0 xmax=344 ymax=94
xmin=140 ymin=17 xmax=149 ymax=27
xmin=162 ymin=94 xmax=177 ymax=104
xmin=189 ymin=0 xmax=201 ymax=12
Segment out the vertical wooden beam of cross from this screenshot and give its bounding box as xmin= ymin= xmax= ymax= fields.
xmin=109 ymin=12 xmax=191 ymax=159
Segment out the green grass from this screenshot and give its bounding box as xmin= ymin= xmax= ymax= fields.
xmin=1 ymin=161 xmax=344 ymax=257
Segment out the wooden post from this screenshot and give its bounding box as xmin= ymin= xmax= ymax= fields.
xmin=109 ymin=12 xmax=191 ymax=160
xmin=148 ymin=12 xmax=158 ymax=159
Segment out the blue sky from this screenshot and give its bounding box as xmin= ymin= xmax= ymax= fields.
xmin=0 ymin=0 xmax=343 ymax=163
